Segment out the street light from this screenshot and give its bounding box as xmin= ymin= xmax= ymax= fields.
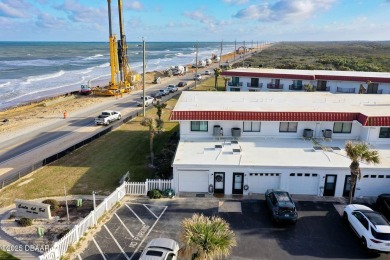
xmin=194 ymin=43 xmax=198 ymax=89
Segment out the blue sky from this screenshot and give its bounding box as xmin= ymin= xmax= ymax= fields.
xmin=0 ymin=0 xmax=389 ymax=42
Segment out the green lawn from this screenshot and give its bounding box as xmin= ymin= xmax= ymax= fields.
xmin=0 ymin=250 xmax=19 ymax=260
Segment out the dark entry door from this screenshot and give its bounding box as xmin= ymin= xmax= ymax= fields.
xmin=214 ymin=172 xmax=225 ymax=194
xmin=232 ymin=173 xmax=244 ymax=195
xmin=343 ymin=175 xmax=355 ymax=197
xmin=324 ymin=174 xmax=337 ymax=196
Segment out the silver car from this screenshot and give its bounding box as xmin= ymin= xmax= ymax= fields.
xmin=139 ymin=238 xmax=179 ymax=260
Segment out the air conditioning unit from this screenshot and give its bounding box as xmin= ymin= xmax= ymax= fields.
xmin=231 ymin=128 xmax=241 ymax=138
xmin=213 ymin=125 xmax=221 ymax=137
xmin=323 ymin=129 xmax=332 ymax=138
xmin=303 ymin=129 xmax=313 ymax=138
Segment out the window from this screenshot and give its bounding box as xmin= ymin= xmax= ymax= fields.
xmin=243 ymin=122 xmax=261 ymax=132
xmin=333 ymin=122 xmax=352 ymax=133
xmin=191 ymin=121 xmax=208 ymax=131
xmin=232 ymin=77 xmax=239 ymax=86
xmin=293 ymin=80 xmax=303 ymax=87
xmin=317 ymin=80 xmax=327 ymax=91
xmin=379 ymin=127 xmax=390 ymax=138
xmin=230 ymin=87 xmax=240 ymax=92
xmin=367 ymin=83 xmax=379 ymax=94
xmin=279 ymin=122 xmax=298 ymax=132
xmin=250 ymin=78 xmax=259 ymax=87
xmin=249 ymin=89 xmax=260 ymax=92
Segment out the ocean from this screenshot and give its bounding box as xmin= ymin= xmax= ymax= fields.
xmin=0 ymin=41 xmax=237 ymax=110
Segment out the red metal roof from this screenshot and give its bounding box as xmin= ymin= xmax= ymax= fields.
xmin=170 ymin=111 xmax=390 ymax=127
xmin=315 ymin=75 xmax=390 ymax=83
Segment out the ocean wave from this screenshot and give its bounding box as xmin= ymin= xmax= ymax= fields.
xmin=97 ymin=63 xmax=110 ymax=68
xmin=0 ymin=59 xmax=64 ymax=67
xmin=23 ymin=70 xmax=65 ymax=84
xmin=83 ymin=54 xmax=105 ymax=60
xmin=0 ymin=81 xmax=11 ymax=88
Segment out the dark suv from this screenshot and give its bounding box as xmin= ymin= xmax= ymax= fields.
xmin=265 ymin=189 xmax=298 ymax=224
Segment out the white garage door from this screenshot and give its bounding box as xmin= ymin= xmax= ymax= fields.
xmin=178 ymin=170 xmax=209 ymax=192
xmin=289 ymin=173 xmax=319 ymax=195
xmin=248 ymin=173 xmax=280 ymax=193
xmin=360 ymin=174 xmax=390 ymax=197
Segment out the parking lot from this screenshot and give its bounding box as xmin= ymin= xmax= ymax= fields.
xmin=79 ymin=197 xmax=388 ymax=260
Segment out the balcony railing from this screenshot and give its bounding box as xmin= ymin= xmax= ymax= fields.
xmin=289 ymin=84 xmax=303 ymax=90
xmin=247 ymin=82 xmax=263 ymax=88
xmin=336 ymin=87 xmax=355 ymax=93
xmin=228 ymin=82 xmax=243 ymax=87
xmin=315 ymin=86 xmax=330 ymax=91
xmin=267 ymin=83 xmax=284 ymax=89
xmin=365 ymin=89 xmax=383 ymax=94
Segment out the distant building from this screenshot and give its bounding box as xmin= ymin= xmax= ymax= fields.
xmin=221 ymin=68 xmax=390 ymax=94
xmin=170 ymin=91 xmax=390 ymax=198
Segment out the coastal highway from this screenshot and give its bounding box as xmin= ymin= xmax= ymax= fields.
xmin=0 ymin=69 xmax=212 ymax=186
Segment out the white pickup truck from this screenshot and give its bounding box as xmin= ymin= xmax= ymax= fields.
xmin=137 ymin=96 xmax=155 ymax=107
xmin=95 ymin=110 xmax=121 ymax=126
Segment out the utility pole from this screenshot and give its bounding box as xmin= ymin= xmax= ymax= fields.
xmin=142 ymin=37 xmax=146 ymax=116
xmin=242 ymin=40 xmax=246 ymax=67
xmin=234 ymin=40 xmax=236 ymax=62
xmin=64 ymin=185 xmax=69 ymax=222
xmin=194 ymin=43 xmax=198 ymax=89
xmin=218 ymin=41 xmax=223 ymax=68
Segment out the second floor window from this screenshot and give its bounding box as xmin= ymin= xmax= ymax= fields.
xmin=379 ymin=127 xmax=390 ymax=138
xmin=243 ymin=122 xmax=261 ymax=132
xmin=191 ymin=121 xmax=208 ymax=132
xmin=250 ymin=78 xmax=259 ymax=87
xmin=279 ymin=122 xmax=298 ymax=132
xmin=333 ymin=122 xmax=352 ymax=133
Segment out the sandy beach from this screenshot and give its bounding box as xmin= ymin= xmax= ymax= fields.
xmin=0 ymin=51 xmax=239 ymax=141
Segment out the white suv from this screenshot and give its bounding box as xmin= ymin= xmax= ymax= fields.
xmin=344 ymin=204 xmax=390 ymax=253
xmin=194 ymin=74 xmax=202 ymax=81
xmin=139 ymin=238 xmax=179 ymax=260
xmin=137 ymin=96 xmax=155 ymax=107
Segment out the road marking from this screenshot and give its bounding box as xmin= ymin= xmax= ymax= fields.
xmin=125 ymin=204 xmax=145 ymax=225
xmin=104 ymin=224 xmax=131 ymax=260
xmin=129 ymin=206 xmax=168 ymax=260
xmin=115 ymin=212 xmax=134 ymax=238
xmin=77 ymin=254 xmax=82 ymax=260
xmin=93 ymin=237 xmax=107 ymax=260
xmin=143 ymin=204 xmax=158 ymax=219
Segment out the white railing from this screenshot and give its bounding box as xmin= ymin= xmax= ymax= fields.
xmin=39 ymin=179 xmax=172 ymax=260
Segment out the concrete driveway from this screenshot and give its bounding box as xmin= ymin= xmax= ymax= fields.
xmin=79 ymin=197 xmax=387 ymax=260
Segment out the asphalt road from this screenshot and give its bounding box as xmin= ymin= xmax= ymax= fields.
xmin=0 ymin=69 xmax=213 ymax=184
xmin=79 ymin=197 xmax=388 ymax=260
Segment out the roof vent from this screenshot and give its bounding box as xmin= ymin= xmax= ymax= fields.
xmin=231 ymin=140 xmax=238 ymax=144
xmin=233 ymin=148 xmax=241 ymax=154
xmin=215 ymin=144 xmax=223 ymax=149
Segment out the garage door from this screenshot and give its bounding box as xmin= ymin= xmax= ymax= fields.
xmin=360 ymin=174 xmax=390 ymax=197
xmin=289 ymin=173 xmax=319 ymax=195
xmin=178 ymin=170 xmax=209 ymax=192
xmin=248 ymin=173 xmax=280 ymax=193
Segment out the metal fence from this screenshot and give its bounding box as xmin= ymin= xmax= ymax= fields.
xmin=39 ymin=179 xmax=172 ymax=260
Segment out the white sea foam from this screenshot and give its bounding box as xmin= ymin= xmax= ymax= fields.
xmin=0 ymin=81 xmax=11 ymax=88
xmin=23 ymin=70 xmax=65 ymax=84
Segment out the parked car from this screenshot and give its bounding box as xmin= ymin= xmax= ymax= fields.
xmin=139 ymin=238 xmax=179 ymax=260
xmin=159 ymin=89 xmax=169 ymax=96
xmin=167 ymin=84 xmax=178 ymax=93
xmin=265 ymin=189 xmax=298 ymax=224
xmin=150 ymin=91 xmax=163 ymax=99
xmin=205 ymin=70 xmax=211 ymax=75
xmin=377 ymin=194 xmax=390 ymax=221
xmin=137 ymin=96 xmax=155 ymax=107
xmin=177 ymin=81 xmax=187 ymax=88
xmin=343 ymin=204 xmax=390 ymax=253
xmin=194 ymin=74 xmax=202 ymax=81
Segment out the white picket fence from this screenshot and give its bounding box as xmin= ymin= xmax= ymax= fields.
xmin=39 ymin=179 xmax=172 ymax=260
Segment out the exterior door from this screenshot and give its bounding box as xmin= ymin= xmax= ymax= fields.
xmin=214 ymin=172 xmax=225 ymax=194
xmin=343 ymin=175 xmax=355 ymax=197
xmin=232 ymin=173 xmax=244 ymax=195
xmin=323 ymin=174 xmax=337 ymax=196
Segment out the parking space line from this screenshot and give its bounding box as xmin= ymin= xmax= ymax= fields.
xmin=125 ymin=204 xmax=145 ymax=225
xmin=115 ymin=213 xmax=134 ymax=238
xmin=93 ymin=237 xmax=107 ymax=260
xmin=143 ymin=204 xmax=158 ymax=219
xmin=129 ymin=206 xmax=168 ymax=260
xmin=104 ymin=224 xmax=131 ymax=260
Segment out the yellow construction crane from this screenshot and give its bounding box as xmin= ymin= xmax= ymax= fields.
xmin=93 ymin=0 xmax=140 ymax=96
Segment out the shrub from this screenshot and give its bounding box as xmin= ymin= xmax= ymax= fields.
xmin=57 ymin=228 xmax=70 ymax=239
xmin=147 ymin=189 xmax=162 ymax=199
xmin=18 ymin=217 xmax=33 ymax=227
xmin=42 ymin=199 xmax=60 ymax=211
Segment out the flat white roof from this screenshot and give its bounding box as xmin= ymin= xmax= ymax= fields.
xmin=228 ymin=68 xmax=390 ymax=79
xmin=174 ymin=92 xmax=390 ymax=117
xmin=173 ymin=138 xmax=390 ymax=169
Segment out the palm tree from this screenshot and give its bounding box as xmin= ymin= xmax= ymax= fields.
xmin=344 ymin=141 xmax=380 ymax=204
xmin=140 ymin=117 xmax=156 ymax=165
xmin=154 ymin=101 xmax=167 ymax=132
xmin=213 ymin=68 xmax=222 ymax=91
xmin=180 ymin=214 xmax=236 ymax=260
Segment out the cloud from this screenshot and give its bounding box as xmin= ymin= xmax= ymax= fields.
xmin=35 ymin=13 xmax=67 ymax=29
xmin=183 ymin=10 xmax=219 ymax=30
xmin=56 ymin=0 xmax=106 ymax=24
xmin=234 ymin=0 xmax=337 ymax=22
xmin=124 ymin=1 xmax=144 ymax=11
xmin=222 ymin=0 xmax=249 ymax=5
xmin=0 ymin=0 xmax=32 ymax=18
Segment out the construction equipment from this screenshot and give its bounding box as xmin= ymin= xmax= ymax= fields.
xmin=93 ymin=0 xmax=140 ymax=96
